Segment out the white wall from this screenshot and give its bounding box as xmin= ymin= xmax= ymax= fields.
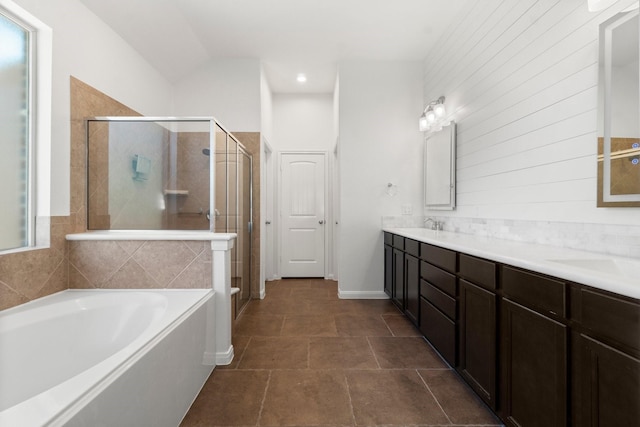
xmin=338 ymin=61 xmax=424 ymax=297
xmin=13 ymin=0 xmax=175 ymax=216
xmin=272 ymin=94 xmax=335 ymax=151
xmin=259 ymin=66 xmax=274 ymax=293
xmin=260 ymin=66 xmax=274 ymax=143
xmin=423 ymin=0 xmax=639 ymax=225
xmin=173 ymin=58 xmax=262 ymax=132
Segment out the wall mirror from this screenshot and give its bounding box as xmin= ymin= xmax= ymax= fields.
xmin=597 ymin=8 xmax=640 ymax=207
xmin=424 ymin=122 xmax=456 ymax=210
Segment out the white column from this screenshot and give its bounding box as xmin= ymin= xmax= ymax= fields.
xmin=210 ymin=233 xmax=237 ymax=365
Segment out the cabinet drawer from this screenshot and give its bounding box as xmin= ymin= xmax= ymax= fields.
xmin=420 ymin=298 xmax=456 ymax=366
xmin=580 ymin=288 xmax=640 ymax=354
xmin=502 ymin=266 xmax=566 ymax=318
xmin=392 ymin=235 xmax=404 ymax=250
xmin=459 ymin=254 xmax=496 ymax=291
xmin=384 ymin=232 xmax=393 ymax=245
xmin=421 ymin=279 xmax=456 ymax=320
xmin=405 ymin=238 xmax=420 ymax=257
xmin=421 ymin=261 xmax=456 ymax=297
xmin=420 ymin=243 xmax=456 ymax=273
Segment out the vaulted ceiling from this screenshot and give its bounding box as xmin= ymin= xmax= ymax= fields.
xmin=79 ymin=0 xmax=472 ymax=93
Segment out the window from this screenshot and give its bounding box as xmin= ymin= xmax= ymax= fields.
xmin=0 ymin=1 xmax=51 ymax=253
xmin=0 ymin=11 xmax=30 ymax=251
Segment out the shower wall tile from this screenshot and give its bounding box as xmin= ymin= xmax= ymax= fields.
xmin=164 ymin=131 xmax=210 ymax=230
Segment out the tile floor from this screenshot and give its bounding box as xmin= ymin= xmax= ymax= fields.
xmin=181 ymin=279 xmax=503 ymax=427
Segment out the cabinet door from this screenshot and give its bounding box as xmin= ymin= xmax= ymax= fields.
xmin=577 ymin=334 xmax=640 ymax=427
xmin=405 ymin=254 xmax=420 ymax=325
xmin=384 ymin=244 xmax=392 ymax=297
xmin=421 ymin=297 xmax=456 ymax=366
xmin=392 ymin=248 xmax=404 ymax=309
xmin=502 ymin=299 xmax=567 ymax=427
xmin=458 ymin=279 xmax=497 ymax=409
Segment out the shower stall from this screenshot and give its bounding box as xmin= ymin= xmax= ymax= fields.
xmin=85 ymin=117 xmax=253 ymax=313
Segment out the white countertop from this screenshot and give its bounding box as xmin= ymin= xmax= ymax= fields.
xmin=383 ymin=227 xmax=640 ymax=300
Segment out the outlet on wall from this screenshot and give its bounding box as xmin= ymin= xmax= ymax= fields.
xmin=401 ymin=204 xmax=413 ymax=215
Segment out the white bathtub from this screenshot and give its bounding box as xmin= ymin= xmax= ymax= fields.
xmin=0 ymin=289 xmax=216 ymax=426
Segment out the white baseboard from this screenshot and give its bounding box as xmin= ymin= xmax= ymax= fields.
xmin=214 ymin=345 xmax=235 ymax=365
xmin=337 ymin=290 xmax=390 ymax=300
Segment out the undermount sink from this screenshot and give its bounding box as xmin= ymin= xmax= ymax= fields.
xmin=547 ymin=258 xmax=639 ymax=280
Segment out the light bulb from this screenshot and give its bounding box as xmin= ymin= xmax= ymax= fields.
xmin=419 ymin=115 xmax=429 ymax=132
xmin=426 ymin=110 xmax=436 ymax=123
xmin=434 ymin=103 xmax=446 ymax=117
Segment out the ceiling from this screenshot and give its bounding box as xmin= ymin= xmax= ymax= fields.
xmin=78 ymin=0 xmax=472 ymax=93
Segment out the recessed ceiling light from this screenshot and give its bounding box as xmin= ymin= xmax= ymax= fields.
xmin=296 ymin=73 xmax=307 ymax=83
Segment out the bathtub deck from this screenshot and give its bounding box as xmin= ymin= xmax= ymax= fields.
xmin=180 ymin=279 xmax=501 ymax=427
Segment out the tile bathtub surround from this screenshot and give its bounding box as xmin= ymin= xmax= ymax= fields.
xmin=404 ymin=216 xmax=640 ymax=259
xmin=0 ymin=216 xmax=72 ymax=310
xmin=68 ymin=240 xmax=211 ymax=289
xmin=180 ymin=278 xmax=501 ymax=427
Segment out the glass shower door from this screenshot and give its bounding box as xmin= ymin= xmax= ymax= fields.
xmin=238 ymin=147 xmax=252 ymax=311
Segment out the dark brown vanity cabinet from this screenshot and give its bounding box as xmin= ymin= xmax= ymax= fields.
xmin=570 ymin=286 xmax=640 ymax=427
xmin=384 ymin=233 xmax=420 ymax=324
xmin=500 ymin=267 xmax=568 ymax=427
xmin=419 ymin=243 xmax=457 ymax=366
xmin=457 ymin=254 xmax=497 ymax=409
xmin=404 ymin=238 xmax=421 ymax=325
xmin=382 ymin=232 xmax=640 ymax=427
xmin=390 ymin=235 xmax=405 ymax=310
xmin=383 ymin=233 xmax=393 ymax=297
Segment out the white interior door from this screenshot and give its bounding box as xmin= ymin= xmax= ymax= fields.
xmin=280 ymin=152 xmax=326 ymax=277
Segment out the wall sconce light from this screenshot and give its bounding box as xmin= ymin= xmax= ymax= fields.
xmin=419 ymin=95 xmax=449 ymax=132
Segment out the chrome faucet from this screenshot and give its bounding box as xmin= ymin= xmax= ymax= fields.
xmin=424 ymin=217 xmax=444 ymax=231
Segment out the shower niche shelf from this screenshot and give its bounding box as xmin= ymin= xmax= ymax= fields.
xmin=164 ymin=189 xmax=189 ymax=196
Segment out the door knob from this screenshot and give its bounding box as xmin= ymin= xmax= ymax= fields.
xmin=319 ymin=220 xmax=324 ymax=225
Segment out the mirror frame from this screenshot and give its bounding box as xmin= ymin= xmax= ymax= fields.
xmin=597 ymin=8 xmax=640 ymax=207
xmin=424 ymin=122 xmax=456 ymax=210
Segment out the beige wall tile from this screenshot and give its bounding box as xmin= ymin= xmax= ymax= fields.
xmin=132 ymin=241 xmax=197 ymax=286
xmin=104 ymin=259 xmax=159 ymax=289
xmin=69 ymin=240 xmax=129 ymax=286
xmin=0 ymin=280 xmax=28 ymax=311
